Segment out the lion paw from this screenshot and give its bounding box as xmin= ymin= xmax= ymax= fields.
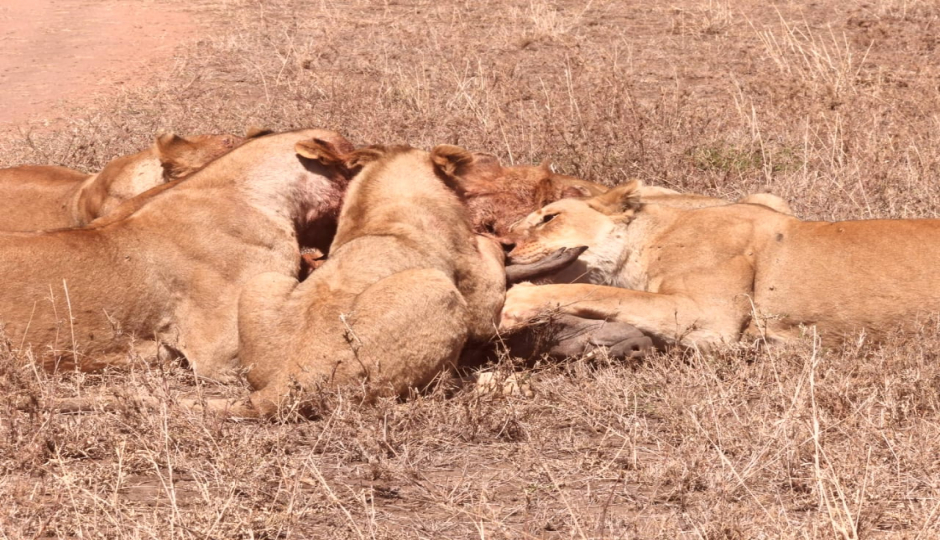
xmin=500 ymin=283 xmax=555 ymax=330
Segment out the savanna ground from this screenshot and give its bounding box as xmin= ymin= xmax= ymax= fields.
xmin=2 ymin=0 xmax=940 ymax=537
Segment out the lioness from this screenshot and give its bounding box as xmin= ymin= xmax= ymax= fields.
xmin=239 ymin=143 xmax=505 ymax=416
xmin=454 ymin=155 xmax=790 ymax=359
xmin=0 ymin=132 xmax=242 ymax=231
xmin=500 ymin=180 xmax=932 ymax=348
xmin=0 ymin=129 xmax=353 ymax=379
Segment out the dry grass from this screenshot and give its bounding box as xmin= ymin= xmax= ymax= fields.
xmin=2 ymin=0 xmax=940 ymax=537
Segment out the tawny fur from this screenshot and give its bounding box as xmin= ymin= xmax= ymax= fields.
xmin=0 ymin=132 xmax=242 ymax=231
xmin=0 ymin=129 xmax=353 ymax=379
xmin=501 ymin=180 xmax=940 ymax=348
xmin=238 ymin=144 xmax=506 ymax=417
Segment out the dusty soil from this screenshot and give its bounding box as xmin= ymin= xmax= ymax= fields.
xmin=0 ymin=0 xmax=194 ymax=127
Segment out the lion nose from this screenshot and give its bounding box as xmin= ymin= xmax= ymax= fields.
xmin=499 ymin=239 xmax=516 ymax=254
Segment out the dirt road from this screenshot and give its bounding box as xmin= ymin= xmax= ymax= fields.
xmin=0 ymin=0 xmax=194 ymax=126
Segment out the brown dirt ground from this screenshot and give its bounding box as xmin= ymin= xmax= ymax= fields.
xmin=0 ymin=0 xmax=194 ymax=127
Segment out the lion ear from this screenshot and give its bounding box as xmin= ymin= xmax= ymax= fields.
xmin=534 ymin=177 xmax=559 ymax=207
xmin=155 ymin=133 xmax=199 ymax=180
xmin=296 ymin=139 xmax=386 ymax=176
xmin=450 ymin=152 xmax=504 ymax=196
xmin=245 ymin=126 xmax=274 ymax=139
xmin=295 ymin=138 xmax=345 ymax=166
xmin=587 ymin=179 xmax=642 ymax=216
xmin=441 ymin=151 xmax=504 ymax=196
xmin=431 ymin=144 xmax=475 ymax=180
xmin=345 ymin=146 xmax=385 ymax=171
xmin=155 ymin=133 xmax=188 ymax=155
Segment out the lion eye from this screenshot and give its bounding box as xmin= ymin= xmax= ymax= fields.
xmin=540 ymin=213 xmax=558 ymax=225
xmin=483 ymin=221 xmax=497 ymax=234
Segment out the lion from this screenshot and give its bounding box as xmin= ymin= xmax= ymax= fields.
xmin=453 ymin=158 xmax=790 ymax=358
xmin=443 ymin=154 xmax=789 ymax=361
xmin=499 ymin=179 xmax=940 ymax=348
xmin=0 ymin=132 xmax=243 ymax=231
xmin=0 ymin=128 xmax=354 ymax=379
xmin=238 ymin=143 xmax=506 ymax=416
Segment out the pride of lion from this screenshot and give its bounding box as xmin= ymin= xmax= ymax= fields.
xmin=1 ymin=126 xmax=931 ymax=417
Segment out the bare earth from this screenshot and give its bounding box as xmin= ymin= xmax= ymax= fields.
xmin=0 ymin=0 xmax=193 ymax=126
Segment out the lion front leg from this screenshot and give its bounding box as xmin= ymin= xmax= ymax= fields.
xmin=172 ymin=274 xmax=300 ymax=383
xmin=500 ymin=283 xmax=741 ymax=349
xmin=172 ymin=313 xmax=242 ymax=382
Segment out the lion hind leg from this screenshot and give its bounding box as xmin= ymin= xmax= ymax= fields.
xmin=172 ymin=272 xmax=302 ymax=384
xmin=344 ymin=268 xmax=471 ymax=396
